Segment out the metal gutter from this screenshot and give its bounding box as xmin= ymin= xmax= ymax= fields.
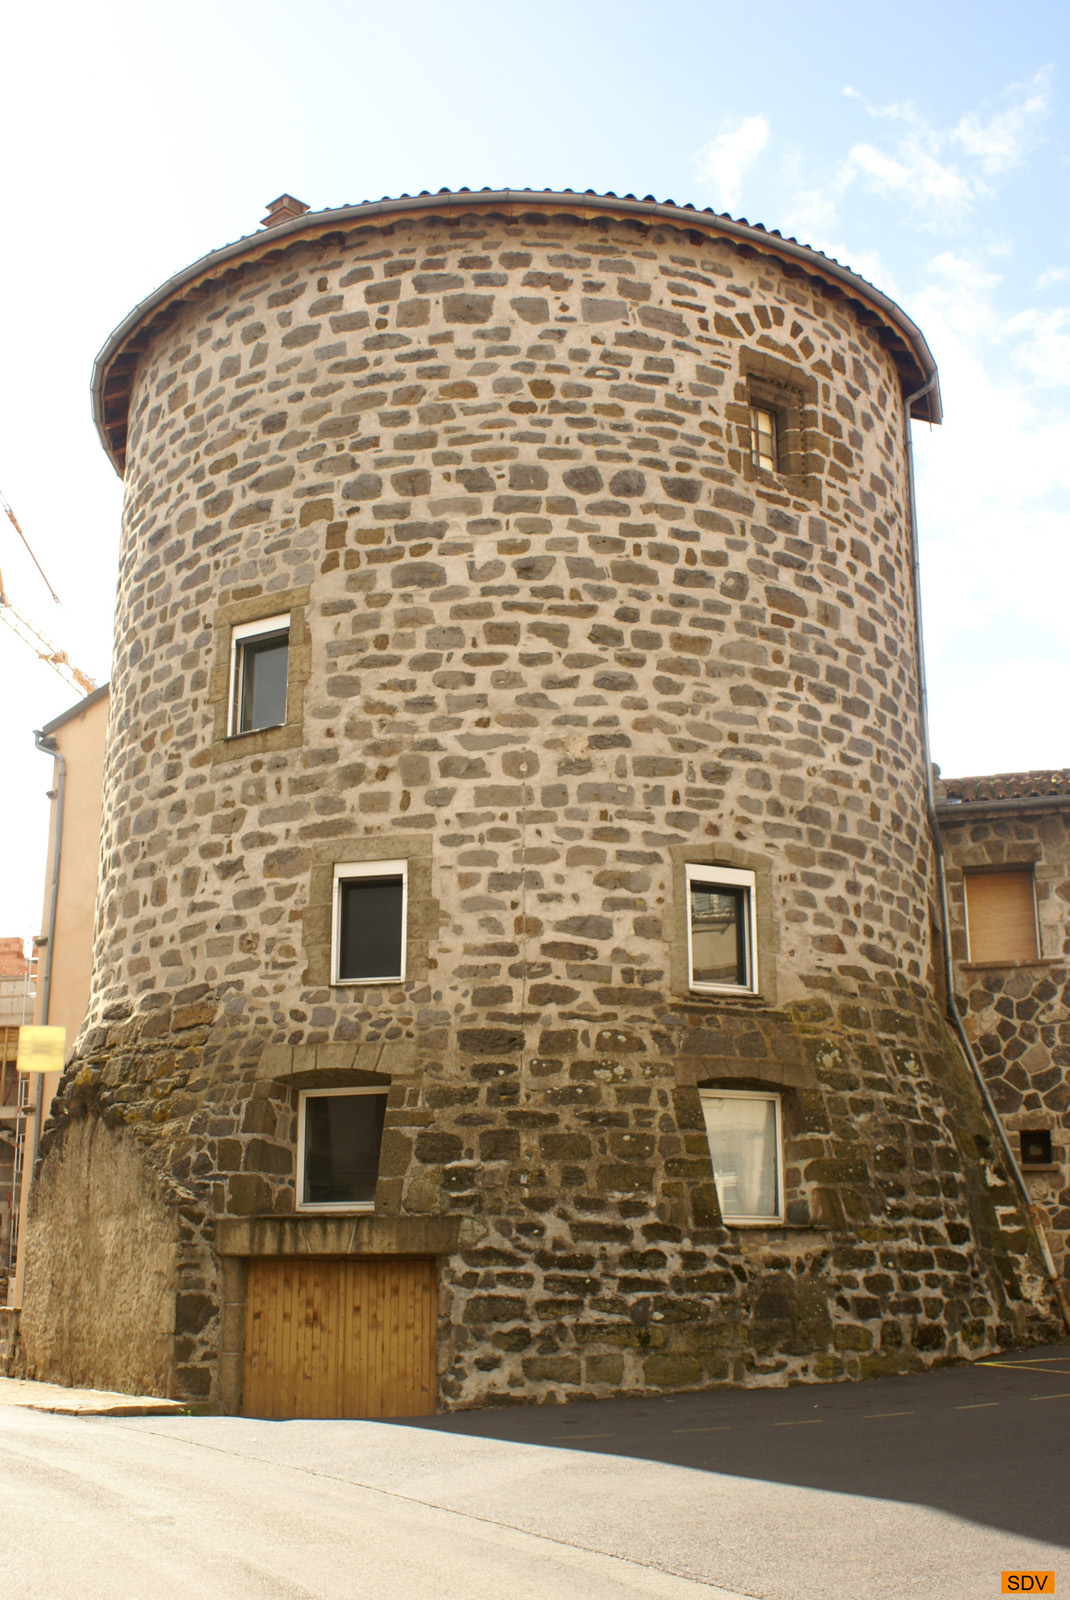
xmin=32 ymin=733 xmax=63 ymax=1033
xmin=90 ymin=188 xmax=942 ymax=475
xmin=937 ymin=795 xmax=1070 ymax=823
xmin=28 ymin=730 xmax=65 ymax=1196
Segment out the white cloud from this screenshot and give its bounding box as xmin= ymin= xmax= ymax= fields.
xmin=910 ymin=250 xmax=1070 ymax=705
xmin=845 ymin=139 xmax=976 ymax=210
xmin=791 ymin=71 xmax=1052 ymax=237
xmin=693 ymin=116 xmax=770 ymax=211
xmin=1037 ymin=266 xmax=1070 ymax=290
xmin=952 ymin=69 xmax=1051 ymax=174
xmin=919 ymin=250 xmax=1070 ymax=389
xmin=921 ymin=250 xmax=1002 ymax=333
xmin=786 ymin=185 xmax=836 ymax=232
xmin=1003 ymin=305 xmax=1070 ymax=386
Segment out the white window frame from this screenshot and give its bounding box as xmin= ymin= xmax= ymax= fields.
xmin=700 ymin=1088 xmax=784 ymax=1226
xmin=228 ymin=612 xmax=291 ymax=736
xmin=296 ymin=1086 xmax=387 ymax=1212
xmin=332 ymin=859 xmax=408 ymax=986
xmin=685 ymin=863 xmax=758 ymax=995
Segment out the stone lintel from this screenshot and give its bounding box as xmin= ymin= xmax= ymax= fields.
xmin=259 ymin=1039 xmax=417 ymax=1083
xmin=214 ymin=1214 xmax=462 ymax=1258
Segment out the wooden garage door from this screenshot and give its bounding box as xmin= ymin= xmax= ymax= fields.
xmin=242 ymin=1257 xmax=437 ymax=1420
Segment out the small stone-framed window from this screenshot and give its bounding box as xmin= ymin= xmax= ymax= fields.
xmin=668 ymin=844 xmax=777 ymax=1004
xmin=229 ymin=614 xmax=289 ymax=736
xmin=700 ymin=1089 xmax=784 ymax=1224
xmin=209 ymin=584 xmax=310 ymax=762
xmin=685 ymin=863 xmax=758 ymax=995
xmin=332 ymin=861 xmax=407 ymax=985
xmin=1020 ymin=1129 xmax=1053 ymax=1167
xmin=745 ymin=379 xmax=795 ymax=479
xmin=734 ymin=349 xmax=820 ymax=498
xmin=305 ymin=833 xmax=436 ymax=992
xmin=296 ymin=1087 xmax=388 ymax=1210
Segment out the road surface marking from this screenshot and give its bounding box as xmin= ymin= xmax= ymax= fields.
xmin=955 ymin=1402 xmax=999 ymax=1410
xmin=552 ymin=1432 xmax=616 ymax=1440
xmin=671 ymin=1426 xmax=732 ymax=1434
xmin=773 ymin=1418 xmax=823 ymax=1427
xmin=983 ymin=1353 xmax=1070 ymax=1361
xmin=977 ymin=1360 xmax=1070 ymax=1374
xmin=999 ymin=1356 xmax=1070 ymax=1364
xmin=864 ymin=1410 xmax=915 ymax=1418
xmin=1027 ymin=1391 xmax=1070 ymax=1401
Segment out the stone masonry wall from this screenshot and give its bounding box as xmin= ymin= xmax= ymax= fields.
xmin=19 ymin=1112 xmax=190 ymax=1394
xmin=30 ymin=204 xmax=1056 ymax=1405
xmin=940 ymin=794 xmax=1070 ymax=1276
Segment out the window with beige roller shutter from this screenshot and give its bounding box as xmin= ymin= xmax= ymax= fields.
xmin=963 ymin=870 xmax=1039 ymax=963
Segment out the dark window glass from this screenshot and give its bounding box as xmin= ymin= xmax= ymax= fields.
xmin=338 ymin=875 xmax=404 ymax=981
xmin=1020 ymin=1129 xmax=1052 ymax=1165
xmin=690 ymin=883 xmax=748 ymax=987
xmin=302 ymin=1092 xmax=387 ymax=1206
xmin=237 ymin=630 xmax=289 ymax=733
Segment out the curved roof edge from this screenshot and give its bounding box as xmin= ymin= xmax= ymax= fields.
xmin=91 ymin=188 xmax=942 ymax=476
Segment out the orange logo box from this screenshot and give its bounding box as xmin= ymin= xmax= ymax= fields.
xmin=1002 ymin=1577 xmax=1056 ymax=1594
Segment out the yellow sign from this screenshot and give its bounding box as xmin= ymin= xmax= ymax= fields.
xmin=1003 ymin=1577 xmax=1056 ymax=1594
xmin=16 ymin=1025 xmax=67 ymax=1074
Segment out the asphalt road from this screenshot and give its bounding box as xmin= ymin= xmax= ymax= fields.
xmin=406 ymin=1341 xmax=1070 ymax=1550
xmin=0 ymin=1347 xmax=1066 ymax=1600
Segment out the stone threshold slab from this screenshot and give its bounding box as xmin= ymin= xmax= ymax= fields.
xmin=0 ymin=1376 xmax=187 ymax=1417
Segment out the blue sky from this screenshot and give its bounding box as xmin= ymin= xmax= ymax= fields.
xmin=1 ymin=0 xmax=1067 ymax=940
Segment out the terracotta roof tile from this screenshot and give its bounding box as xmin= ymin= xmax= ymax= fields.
xmin=936 ymin=768 xmax=1070 ymax=805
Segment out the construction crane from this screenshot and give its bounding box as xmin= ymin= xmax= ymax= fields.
xmin=0 ymin=487 xmax=96 ymax=698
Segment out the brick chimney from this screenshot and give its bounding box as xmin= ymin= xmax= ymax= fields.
xmin=0 ymin=936 xmax=29 ymax=977
xmin=260 ymin=194 xmax=311 ymax=229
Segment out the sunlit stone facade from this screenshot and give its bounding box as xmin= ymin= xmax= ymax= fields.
xmin=20 ymin=193 xmax=1057 ymax=1409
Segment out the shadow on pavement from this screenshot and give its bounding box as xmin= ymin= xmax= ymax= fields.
xmin=395 ymin=1343 xmax=1070 ymax=1549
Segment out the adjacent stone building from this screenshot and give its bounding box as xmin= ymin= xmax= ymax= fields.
xmin=19 ymin=190 xmax=1063 ymax=1414
xmin=937 ymin=769 xmax=1070 ymax=1277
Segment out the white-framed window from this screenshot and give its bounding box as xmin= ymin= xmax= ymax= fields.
xmin=750 ymin=404 xmax=778 ymax=473
xmin=228 ymin=613 xmax=290 ymax=736
xmin=700 ymin=1089 xmax=784 ymax=1224
xmin=296 ymin=1087 xmax=388 ymax=1210
xmin=332 ymin=860 xmax=407 ymax=985
xmin=685 ymin=864 xmax=758 ymax=994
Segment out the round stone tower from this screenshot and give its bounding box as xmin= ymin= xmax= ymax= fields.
xmin=21 ymin=191 xmax=1053 ymax=1410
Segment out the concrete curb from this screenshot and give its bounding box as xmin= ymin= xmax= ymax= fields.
xmin=0 ymin=1376 xmax=187 ymax=1417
